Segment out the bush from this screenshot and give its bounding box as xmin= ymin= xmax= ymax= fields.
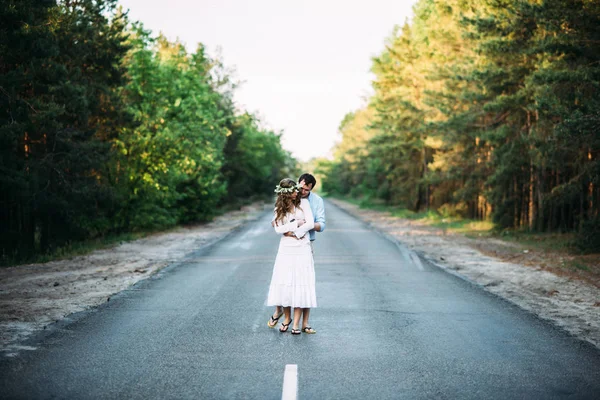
xmin=577 ymin=216 xmax=600 ymax=253
xmin=438 ymin=202 xmax=468 ymax=219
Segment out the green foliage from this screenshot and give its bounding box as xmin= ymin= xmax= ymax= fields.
xmin=322 ymin=0 xmax=600 ymax=250
xmin=0 ymin=0 xmax=130 ymax=259
xmin=222 ymin=113 xmax=296 ymax=204
xmin=115 ymin=29 xmax=229 ymax=229
xmin=114 ymin=29 xmax=294 ymax=231
xmin=0 ymin=1 xmax=293 ymax=264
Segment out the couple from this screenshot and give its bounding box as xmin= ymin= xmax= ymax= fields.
xmin=266 ymin=173 xmax=326 ymax=335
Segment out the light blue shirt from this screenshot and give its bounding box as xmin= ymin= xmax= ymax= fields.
xmin=307 ymin=192 xmax=326 ymax=241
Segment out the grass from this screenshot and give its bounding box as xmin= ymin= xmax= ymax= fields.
xmin=496 ymin=231 xmax=577 ymax=253
xmin=329 ymin=194 xmax=590 ymax=253
xmin=331 ymin=194 xmax=495 ymax=235
xmin=569 ymin=260 xmax=591 ymax=272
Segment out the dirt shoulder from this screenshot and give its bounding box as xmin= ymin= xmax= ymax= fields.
xmin=329 ymin=198 xmax=600 ymax=349
xmin=0 ymin=202 xmax=270 ymax=357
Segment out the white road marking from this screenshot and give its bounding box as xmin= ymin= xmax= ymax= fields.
xmin=282 ymin=364 xmax=298 ymax=400
xmin=381 ymin=230 xmax=424 ymax=271
xmin=247 ymin=225 xmax=268 ymax=236
xmin=394 ymin=240 xmax=413 ymax=265
xmin=227 ymin=226 xmax=266 ymax=249
xmin=239 ymin=241 xmax=253 ymax=249
xmin=410 ymin=251 xmax=425 ymax=271
xmin=225 ymin=242 xmax=241 ymax=250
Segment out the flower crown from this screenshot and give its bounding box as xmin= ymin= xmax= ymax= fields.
xmin=274 ymin=183 xmax=302 ymax=194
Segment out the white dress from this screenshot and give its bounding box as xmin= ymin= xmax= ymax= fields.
xmin=266 ymin=198 xmax=317 ymax=308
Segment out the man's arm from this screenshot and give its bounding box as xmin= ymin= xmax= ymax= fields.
xmin=313 ymin=197 xmax=326 ymax=233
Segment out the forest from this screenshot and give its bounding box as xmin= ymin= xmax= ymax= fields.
xmin=0 ymin=0 xmax=296 ymax=264
xmin=320 ymin=0 xmax=600 ymax=252
xmin=3 ymin=0 xmax=599 ymax=264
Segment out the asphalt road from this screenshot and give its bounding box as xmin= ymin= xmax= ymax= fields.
xmin=2 ymin=201 xmax=600 ymax=399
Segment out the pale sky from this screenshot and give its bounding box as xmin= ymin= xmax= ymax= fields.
xmin=118 ymin=0 xmax=417 ymax=161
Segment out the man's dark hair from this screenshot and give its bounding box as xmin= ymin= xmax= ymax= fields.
xmin=298 ymin=173 xmax=317 ymax=188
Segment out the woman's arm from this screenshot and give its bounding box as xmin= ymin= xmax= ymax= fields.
xmin=273 ymin=213 xmax=298 ymax=233
xmin=293 ymin=199 xmax=314 ymax=238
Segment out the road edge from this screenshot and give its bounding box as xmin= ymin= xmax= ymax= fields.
xmin=1 ymin=205 xmax=272 ymax=357
xmin=326 ymin=197 xmax=600 ymax=353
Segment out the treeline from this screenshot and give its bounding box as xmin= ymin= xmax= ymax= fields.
xmin=0 ymin=0 xmax=295 ymax=263
xmin=320 ymin=0 xmax=600 ymax=251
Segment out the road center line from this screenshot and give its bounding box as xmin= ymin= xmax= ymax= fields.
xmin=282 ymin=364 xmax=298 ymax=400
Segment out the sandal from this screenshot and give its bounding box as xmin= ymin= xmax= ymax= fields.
xmin=279 ymin=320 xmax=292 ymax=333
xmin=291 ymin=328 xmax=302 ymax=335
xmin=268 ymin=311 xmax=284 ymax=328
xmin=302 ymin=326 xmax=316 ymax=334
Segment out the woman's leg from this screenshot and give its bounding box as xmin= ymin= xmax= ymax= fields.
xmin=283 ymin=306 xmax=291 ymax=323
xmin=292 ymin=307 xmax=302 ymax=330
xmin=301 ymin=308 xmax=316 ymax=333
xmin=279 ymin=306 xmax=292 ymax=332
xmin=268 ymin=306 xmax=284 ymax=328
xmin=301 ymin=308 xmax=310 ymax=329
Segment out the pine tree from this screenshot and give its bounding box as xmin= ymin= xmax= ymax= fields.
xmin=0 ymin=0 xmax=129 ymax=260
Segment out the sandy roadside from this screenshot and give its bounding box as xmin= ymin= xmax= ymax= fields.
xmin=0 ymin=202 xmax=270 ymax=357
xmin=329 ymin=198 xmax=600 ymax=349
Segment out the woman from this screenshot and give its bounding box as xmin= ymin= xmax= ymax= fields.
xmin=266 ymin=178 xmax=316 ymax=335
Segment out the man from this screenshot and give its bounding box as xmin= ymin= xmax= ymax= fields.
xmin=268 ymin=173 xmax=326 ymax=334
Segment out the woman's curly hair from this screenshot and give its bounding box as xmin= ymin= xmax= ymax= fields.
xmin=274 ymin=178 xmax=301 ymax=225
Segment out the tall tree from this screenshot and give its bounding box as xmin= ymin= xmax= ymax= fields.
xmin=116 ymin=30 xmax=229 ymax=228
xmin=222 ymin=113 xmax=295 ymax=204
xmin=322 ymin=0 xmax=600 ymax=251
xmin=0 ymin=0 xmax=129 ymax=259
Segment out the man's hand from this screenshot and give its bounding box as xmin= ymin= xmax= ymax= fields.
xmin=283 ymin=232 xmax=302 ymax=240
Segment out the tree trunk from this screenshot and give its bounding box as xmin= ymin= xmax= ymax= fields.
xmin=529 ymin=160 xmax=535 ymax=230
xmin=537 ymin=167 xmax=544 ymax=231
